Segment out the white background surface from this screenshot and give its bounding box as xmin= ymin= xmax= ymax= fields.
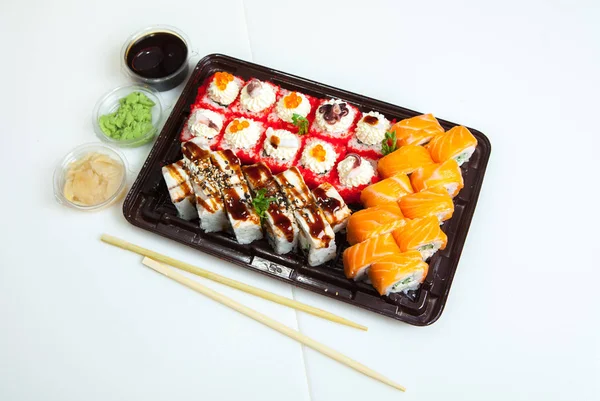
xmin=1 ymin=1 xmax=598 ymax=400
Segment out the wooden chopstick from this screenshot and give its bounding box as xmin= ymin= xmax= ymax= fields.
xmin=141 ymin=257 xmax=405 ymax=392
xmin=101 ymin=234 xmax=367 ymax=331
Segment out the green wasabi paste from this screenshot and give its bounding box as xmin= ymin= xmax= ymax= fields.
xmin=99 ymin=92 xmax=155 ymax=141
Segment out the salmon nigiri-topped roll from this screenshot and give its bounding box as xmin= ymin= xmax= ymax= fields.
xmin=410 ymin=159 xmax=464 ymax=198
xmin=346 ymin=203 xmax=406 ymax=245
xmin=377 ymin=145 xmax=434 ymax=178
xmin=360 ymin=173 xmax=414 ymax=208
xmin=392 ymin=216 xmax=447 ymax=260
xmin=343 ymin=233 xmax=402 ymax=280
xmin=368 ymin=251 xmax=429 ymax=295
xmin=427 ymin=125 xmax=478 ymax=166
xmin=390 ymin=114 xmax=445 ymax=147
xmin=399 ymin=188 xmax=454 ymax=222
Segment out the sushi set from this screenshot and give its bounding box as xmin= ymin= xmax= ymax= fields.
xmin=123 ymin=54 xmax=491 ymax=325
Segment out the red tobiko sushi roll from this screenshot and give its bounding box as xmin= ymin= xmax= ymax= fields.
xmin=346 ymin=111 xmax=393 ymax=159
xmin=179 ymin=107 xmax=226 ymax=149
xmin=259 ymin=127 xmax=303 ymax=174
xmin=297 ymin=138 xmax=345 ymax=188
xmin=194 ymin=72 xmax=244 ymax=113
xmin=267 ymin=90 xmax=319 ymax=134
xmin=228 ymin=79 xmax=279 ymax=122
xmin=309 ymin=99 xmax=360 ymax=145
xmin=333 ymin=154 xmax=379 ymax=205
xmin=216 ymin=117 xmax=265 ymax=164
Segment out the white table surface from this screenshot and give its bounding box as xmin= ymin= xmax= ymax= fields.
xmin=1 ymin=1 xmax=598 ymax=400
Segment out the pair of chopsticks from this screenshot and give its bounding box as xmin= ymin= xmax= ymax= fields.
xmin=101 ymin=234 xmax=365 ymax=330
xmin=101 ymin=234 xmax=405 ymax=392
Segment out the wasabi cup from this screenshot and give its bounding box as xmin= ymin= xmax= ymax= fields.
xmin=93 ymin=84 xmax=163 ymax=148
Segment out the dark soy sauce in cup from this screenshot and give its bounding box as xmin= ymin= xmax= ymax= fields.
xmin=126 ymin=32 xmax=188 ymax=79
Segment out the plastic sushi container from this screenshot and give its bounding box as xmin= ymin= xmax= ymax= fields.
xmin=122 ymin=54 xmax=491 ymax=326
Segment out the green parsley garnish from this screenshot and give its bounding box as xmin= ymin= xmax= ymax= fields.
xmin=292 ymin=113 xmax=309 ymax=135
xmin=381 ymin=131 xmax=398 ymax=155
xmin=252 ymin=188 xmax=276 ymax=222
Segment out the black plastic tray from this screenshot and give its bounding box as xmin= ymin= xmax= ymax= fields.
xmin=123 ymin=54 xmax=491 ymax=326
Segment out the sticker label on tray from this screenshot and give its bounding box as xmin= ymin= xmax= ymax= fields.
xmin=250 ymin=257 xmax=293 ymax=278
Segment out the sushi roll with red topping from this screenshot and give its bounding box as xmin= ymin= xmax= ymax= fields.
xmin=334 ymin=154 xmax=378 ymax=204
xmin=229 ymin=79 xmax=278 ymax=120
xmin=196 ymin=71 xmax=244 ymax=112
xmin=217 ymin=117 xmax=265 ymax=164
xmin=260 ymin=128 xmax=303 ymax=174
xmin=179 ymin=107 xmax=226 ymax=147
xmin=267 ymin=90 xmax=317 ymax=133
xmin=297 ymin=138 xmax=344 ymax=188
xmin=310 ymin=99 xmax=359 ymax=144
xmin=347 ymin=111 xmax=391 ymax=158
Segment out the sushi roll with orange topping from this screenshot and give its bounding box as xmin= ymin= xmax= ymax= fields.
xmin=346 ymin=203 xmax=406 ymax=245
xmin=197 ymin=71 xmax=244 ymax=111
xmin=390 ymin=114 xmax=444 ymax=146
xmin=266 ymin=90 xmax=319 ymax=134
xmin=427 ymin=125 xmax=478 ymax=166
xmin=343 ymin=232 xmax=402 ymax=281
xmin=410 ymin=159 xmax=464 ymax=197
xmin=260 ymin=128 xmax=303 ymax=174
xmin=298 ymin=138 xmax=344 ymax=188
xmin=360 ymin=172 xmax=413 ymax=208
xmin=399 ymin=188 xmax=454 ymax=222
xmin=218 ymin=117 xmax=266 ymax=164
xmin=392 ymin=216 xmax=447 ymax=260
xmin=310 ymin=99 xmax=359 ymax=144
xmin=368 ymin=251 xmax=429 ymax=295
xmin=230 ymin=78 xmax=279 ymax=119
xmin=377 ymin=145 xmax=434 ymax=178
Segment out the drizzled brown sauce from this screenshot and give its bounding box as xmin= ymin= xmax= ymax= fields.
xmin=243 ymin=163 xmax=272 ymax=188
xmin=304 ymin=203 xmax=332 ymax=247
xmin=224 ymin=187 xmax=253 ymax=221
xmin=164 ymin=162 xmax=187 ymax=186
xmin=172 ymin=181 xmax=194 ymax=202
xmin=220 ymin=149 xmax=241 ymax=167
xmin=270 ymin=135 xmax=280 ymax=149
xmin=196 ymin=196 xmax=217 ymax=213
xmin=268 ymin=203 xmax=294 ymax=242
xmin=243 ymin=164 xmax=295 ymax=243
xmin=276 ymin=168 xmax=311 ymax=208
xmin=363 ymin=115 xmax=379 ymax=125
xmin=182 ymin=141 xmax=210 ymax=161
xmin=312 ymin=186 xmax=341 ymax=218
